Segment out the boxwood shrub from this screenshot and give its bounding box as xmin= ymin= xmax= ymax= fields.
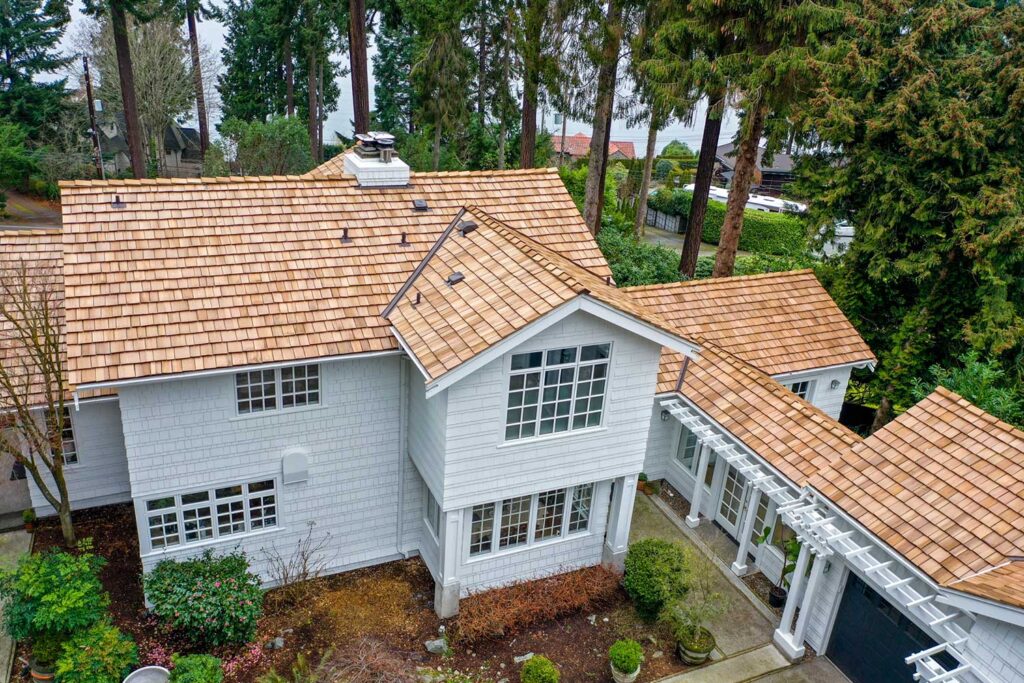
xmin=608 ymin=639 xmax=644 ymax=674
xmin=170 ymin=653 xmax=224 ymax=683
xmin=623 ymin=538 xmax=688 ymax=621
xmin=520 ymin=655 xmax=560 ymax=683
xmin=648 ymin=189 xmax=807 ymax=257
xmin=145 ymin=550 xmax=263 ymax=646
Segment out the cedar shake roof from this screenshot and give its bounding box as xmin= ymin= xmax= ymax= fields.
xmin=667 ymin=343 xmax=862 ymax=486
xmin=946 ymin=561 xmax=1024 ymax=610
xmin=58 ymin=169 xmax=610 ymax=388
xmin=625 ymin=271 xmax=876 ymax=377
xmin=811 ymin=387 xmax=1024 ymax=588
xmin=385 ymin=208 xmax=699 ymax=383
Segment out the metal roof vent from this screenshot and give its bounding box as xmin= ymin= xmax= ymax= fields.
xmin=111 ymin=194 xmax=127 ymax=209
xmin=458 ymin=221 xmax=478 ymax=236
xmin=412 ymin=199 xmax=428 ymax=212
xmin=446 ymin=272 xmax=465 ymax=287
xmin=340 ymin=227 xmax=352 ymax=244
xmin=399 ymin=232 xmax=411 ymax=248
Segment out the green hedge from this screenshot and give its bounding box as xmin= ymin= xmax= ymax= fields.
xmin=648 ymin=189 xmax=807 ymax=256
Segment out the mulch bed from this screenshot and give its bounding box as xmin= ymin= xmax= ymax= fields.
xmin=741 ymin=571 xmax=784 ymax=618
xmin=657 ymin=480 xmax=692 ymax=520
xmin=25 ymin=504 xmax=695 ymax=682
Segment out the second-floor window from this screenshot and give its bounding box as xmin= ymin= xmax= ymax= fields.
xmin=236 ymin=364 xmax=320 ymax=415
xmin=504 ymin=344 xmax=610 ymax=441
xmin=786 ymin=380 xmax=813 ymax=401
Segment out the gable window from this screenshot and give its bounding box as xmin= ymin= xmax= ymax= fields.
xmin=786 ymin=380 xmax=813 ymax=401
xmin=424 ymin=486 xmax=441 ymax=537
xmin=236 ymin=364 xmax=319 ymax=415
xmin=674 ymin=424 xmax=699 ymax=473
xmin=505 ymin=344 xmax=610 ymax=441
xmin=143 ymin=479 xmax=278 ymax=551
xmin=469 ymin=483 xmax=594 ymax=557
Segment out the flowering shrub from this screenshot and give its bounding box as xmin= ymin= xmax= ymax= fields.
xmin=222 ymin=642 xmax=265 ymax=680
xmin=54 ymin=620 xmax=138 ymax=683
xmin=170 ymin=654 xmax=223 ymax=683
xmin=145 ymin=551 xmax=263 ymax=646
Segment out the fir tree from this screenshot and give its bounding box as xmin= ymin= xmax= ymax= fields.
xmin=371 ymin=13 xmax=415 ymax=134
xmin=0 ymin=0 xmax=71 ymax=140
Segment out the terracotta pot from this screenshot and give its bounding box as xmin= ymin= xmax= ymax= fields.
xmin=610 ymin=663 xmax=640 ymax=683
xmin=677 ymin=629 xmax=715 ymax=666
xmin=29 ymin=658 xmax=55 ymax=681
xmin=768 ymin=585 xmax=787 ymax=608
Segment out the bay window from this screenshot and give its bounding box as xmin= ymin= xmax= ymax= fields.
xmin=468 ymin=483 xmax=595 ymax=557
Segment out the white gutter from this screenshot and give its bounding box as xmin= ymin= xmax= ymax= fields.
xmin=73 ymin=349 xmax=404 ymax=393
xmin=770 ymin=359 xmax=876 ymax=380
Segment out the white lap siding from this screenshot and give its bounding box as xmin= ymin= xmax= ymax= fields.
xmin=27 ymin=398 xmax=131 ymax=516
xmin=771 ymin=366 xmax=853 ymax=421
xmin=119 ymin=355 xmax=405 ymax=582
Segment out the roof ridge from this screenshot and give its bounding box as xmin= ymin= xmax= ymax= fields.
xmin=622 ymin=269 xmax=816 ymax=292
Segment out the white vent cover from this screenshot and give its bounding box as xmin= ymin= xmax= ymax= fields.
xmin=281 ymin=447 xmax=309 ymax=485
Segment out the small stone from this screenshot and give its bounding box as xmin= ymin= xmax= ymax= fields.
xmin=513 ymin=652 xmax=534 ymax=664
xmin=267 ymin=636 xmax=285 ymax=649
xmin=646 ymin=635 xmax=658 ymax=646
xmin=425 ymin=638 xmax=448 ymax=655
xmin=653 ymin=651 xmax=664 ymax=659
xmin=602 ymin=617 xmax=609 ymax=622
xmin=587 ymin=614 xmax=597 ymax=625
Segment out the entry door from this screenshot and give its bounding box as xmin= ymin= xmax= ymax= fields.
xmin=715 ymin=465 xmax=746 ymax=537
xmin=826 ymin=573 xmax=958 ymax=683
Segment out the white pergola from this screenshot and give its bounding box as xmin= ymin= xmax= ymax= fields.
xmin=658 ymin=396 xmax=989 ymax=683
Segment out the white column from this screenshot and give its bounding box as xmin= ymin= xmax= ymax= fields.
xmin=731 ymin=487 xmax=762 ymax=576
xmin=791 ymin=554 xmax=827 ymax=646
xmin=686 ymin=444 xmax=710 ymax=528
xmin=434 ymin=509 xmax=462 ymax=618
xmin=603 ymin=475 xmax=638 ymax=570
xmin=773 ymin=540 xmax=813 ymax=660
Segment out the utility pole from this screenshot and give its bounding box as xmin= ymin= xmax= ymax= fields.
xmin=82 ymin=56 xmax=105 ymax=180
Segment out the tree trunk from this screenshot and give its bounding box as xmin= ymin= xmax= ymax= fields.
xmin=518 ymin=0 xmax=543 ymax=169
xmin=593 ymin=105 xmax=614 ymax=229
xmin=497 ymin=40 xmax=510 ymax=170
xmin=679 ymin=91 xmax=725 ymax=277
xmin=348 ymin=0 xmax=370 ymax=134
xmin=712 ymin=101 xmax=767 ymax=277
xmin=431 ymin=124 xmax=442 ymax=170
xmin=284 ymin=38 xmax=294 ymax=117
xmin=58 ymin=502 xmax=75 ymax=547
xmin=308 ymin=54 xmax=318 ymax=162
xmin=634 ymin=109 xmax=660 ymax=236
xmin=558 ymin=112 xmax=567 ymax=167
xmin=476 ymin=7 xmax=487 ymax=116
xmin=186 ymin=8 xmax=209 ymax=156
xmin=110 ymin=0 xmax=146 ymax=179
xmin=317 ymin=60 xmax=325 ymax=162
xmin=869 ymin=395 xmax=892 ymax=434
xmin=582 ymin=0 xmax=623 ymax=234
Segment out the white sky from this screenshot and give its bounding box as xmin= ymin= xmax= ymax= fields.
xmin=55 ymin=0 xmax=739 ymax=154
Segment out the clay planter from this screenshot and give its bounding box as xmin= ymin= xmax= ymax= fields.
xmin=610 ymin=663 xmax=640 ymax=683
xmin=29 ymin=658 xmax=55 ymax=681
xmin=768 ymin=585 xmax=787 ymax=608
xmin=677 ymin=628 xmax=716 ymax=666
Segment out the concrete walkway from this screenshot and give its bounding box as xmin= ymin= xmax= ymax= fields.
xmin=0 ymin=530 xmax=31 ymax=683
xmin=630 ymin=494 xmax=846 ymax=682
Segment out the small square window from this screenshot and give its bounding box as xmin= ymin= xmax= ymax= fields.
xmin=236 ymin=369 xmax=276 ymax=414
xmin=568 ymin=484 xmax=594 ymax=533
xmin=499 ymin=495 xmax=532 ymax=549
xmin=511 ymin=352 xmax=543 ymax=371
xmin=470 ymin=503 xmax=495 ymax=556
xmin=281 ymin=365 xmax=320 ymax=408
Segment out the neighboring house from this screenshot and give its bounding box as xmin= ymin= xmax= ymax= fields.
xmin=553 ymin=131 xmax=636 ymax=164
xmin=715 ymin=142 xmax=796 ymax=194
xmin=97 ymin=119 xmax=202 ymax=178
xmin=1 ymin=138 xmax=1021 ymax=683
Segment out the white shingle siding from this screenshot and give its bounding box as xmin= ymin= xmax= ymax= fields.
xmin=408 ymin=363 xmax=447 ymax=506
xmin=458 ymin=480 xmax=613 ymax=595
xmin=27 ymin=399 xmax=131 ymax=516
xmin=441 ymin=312 xmax=662 ymax=510
xmin=965 ymin=616 xmax=1024 ymax=683
xmin=119 ymin=356 xmax=406 ymax=580
xmin=772 ymin=366 xmax=853 ymax=421
xmin=803 ymin=559 xmax=847 ymax=653
xmin=641 ymin=402 xmax=675 ymax=481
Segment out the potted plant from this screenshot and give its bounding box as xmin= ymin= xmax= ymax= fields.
xmin=665 ymin=547 xmax=728 ymax=666
xmin=608 ymin=639 xmax=643 ymax=683
xmin=637 ymin=472 xmax=649 ymax=493
xmin=757 ymin=528 xmax=801 ymax=608
xmin=22 ymin=508 xmax=36 ymax=532
xmin=28 ymin=632 xmax=63 ymax=681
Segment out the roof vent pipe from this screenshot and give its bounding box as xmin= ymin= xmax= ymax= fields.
xmin=111 ymin=195 xmax=126 ymax=209
xmin=399 ymin=232 xmax=411 ymax=248
xmin=341 ymin=227 xmax=352 ymax=244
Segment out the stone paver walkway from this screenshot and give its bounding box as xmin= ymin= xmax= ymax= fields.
xmin=630 ymin=494 xmax=847 ymax=682
xmin=0 ymin=530 xmax=31 ymax=683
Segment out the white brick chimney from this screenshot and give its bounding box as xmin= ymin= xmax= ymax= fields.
xmin=344 ymin=132 xmax=410 ymax=187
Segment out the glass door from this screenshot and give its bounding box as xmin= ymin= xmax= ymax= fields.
xmin=716 ymin=465 xmax=746 ymax=537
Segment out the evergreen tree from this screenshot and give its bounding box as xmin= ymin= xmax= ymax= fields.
xmin=798 ymin=0 xmax=1024 ymax=426
xmin=217 ymin=0 xmax=290 ymax=122
xmin=371 ymin=11 xmax=415 ymax=133
xmin=0 ymin=0 xmax=71 ymax=140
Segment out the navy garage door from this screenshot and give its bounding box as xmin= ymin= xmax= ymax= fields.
xmin=826 ymin=573 xmax=957 ymax=683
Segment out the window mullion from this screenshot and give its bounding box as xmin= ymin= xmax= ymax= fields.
xmin=561 ymin=487 xmax=573 ymax=537
xmin=527 ymin=493 xmax=539 ymax=546
xmin=567 ymin=350 xmax=583 ymax=427
xmin=491 ymin=501 xmax=501 ymax=554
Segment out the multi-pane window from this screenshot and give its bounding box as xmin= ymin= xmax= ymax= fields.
xmin=46 ymin=407 xmax=78 ymax=465
xmin=424 ymin=486 xmax=441 ymax=537
xmin=568 ymin=483 xmax=594 ymax=533
xmin=674 ymin=425 xmax=699 ymax=472
xmin=469 ymin=483 xmax=594 ymax=557
xmin=236 ymin=365 xmax=320 ymax=415
xmin=143 ymin=479 xmax=278 ymax=551
xmin=505 ymin=344 xmax=610 ymax=441
xmin=786 ymin=380 xmax=812 ymax=400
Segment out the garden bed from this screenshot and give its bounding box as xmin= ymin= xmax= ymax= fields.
xmin=27 ymin=505 xmax=696 ymax=682
xmin=658 ymin=480 xmax=692 ymax=520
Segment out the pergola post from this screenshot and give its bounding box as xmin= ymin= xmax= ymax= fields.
xmin=686 ymin=444 xmax=711 ymax=528
xmin=731 ymin=486 xmax=762 ymax=576
xmin=773 ymin=540 xmax=813 ymax=659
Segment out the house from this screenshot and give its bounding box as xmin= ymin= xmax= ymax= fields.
xmin=2 ymin=138 xmax=1022 ymax=683
xmin=552 ymin=131 xmax=636 ymax=164
xmin=715 ymin=142 xmax=796 ymax=195
xmin=97 ymin=119 xmax=202 ymax=177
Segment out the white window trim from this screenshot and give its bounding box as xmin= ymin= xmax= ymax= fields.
xmin=234 ymin=363 xmax=321 ymax=417
xmin=501 ymin=342 xmax=613 ymax=444
xmin=137 ymin=476 xmax=283 ymax=556
xmin=785 ymin=379 xmax=816 ymax=402
xmin=423 ymin=485 xmax=441 ymax=543
xmin=464 ymin=483 xmax=595 ymax=562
